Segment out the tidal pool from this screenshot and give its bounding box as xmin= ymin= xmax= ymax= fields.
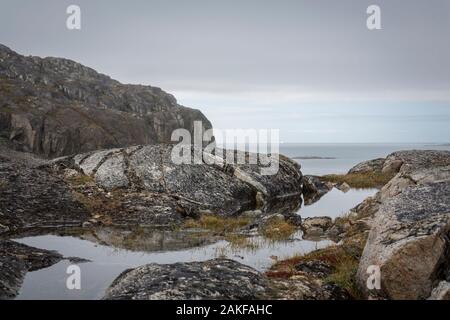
xmin=13 ymin=186 xmax=378 ymax=300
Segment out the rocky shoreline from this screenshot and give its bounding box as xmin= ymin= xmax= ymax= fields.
xmin=2 ymin=148 xmax=448 ymax=300
xmin=1 ymin=44 xmax=449 ymax=300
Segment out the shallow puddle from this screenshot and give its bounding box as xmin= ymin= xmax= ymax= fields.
xmin=14 ymin=231 xmax=331 ymax=300
xmin=300 ymin=188 xmax=377 ymax=218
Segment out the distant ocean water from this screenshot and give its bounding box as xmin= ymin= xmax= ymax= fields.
xmin=279 ymin=143 xmax=450 ymax=176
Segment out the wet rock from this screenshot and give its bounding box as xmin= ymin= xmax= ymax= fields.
xmin=302 ymin=217 xmax=333 ymax=235
xmin=0 ymin=44 xmax=211 ymax=158
xmin=103 ymin=259 xmax=272 ymax=300
xmin=0 ymin=240 xmax=62 ymax=299
xmin=302 ymin=175 xmax=333 ymax=205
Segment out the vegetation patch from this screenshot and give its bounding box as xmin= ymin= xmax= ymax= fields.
xmin=225 ymin=234 xmax=259 ymax=250
xmin=259 ymin=217 xmax=296 ymax=241
xmin=72 ymin=191 xmax=120 ymax=222
xmin=182 ymin=214 xmax=251 ymax=234
xmin=321 ymin=171 xmax=394 ymax=189
xmin=267 ymin=239 xmax=366 ymax=299
xmin=65 ymin=174 xmax=95 ymax=186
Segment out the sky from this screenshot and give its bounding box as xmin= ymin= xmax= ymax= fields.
xmin=1 ymin=0 xmax=450 ymax=143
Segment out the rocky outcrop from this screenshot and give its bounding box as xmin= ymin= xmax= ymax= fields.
xmin=0 ymin=44 xmax=211 ymax=158
xmin=103 ymin=259 xmax=272 ymax=300
xmin=48 ymin=144 xmax=303 ymax=226
xmin=348 ymin=158 xmax=385 ymax=174
xmin=302 ymin=175 xmax=333 ymax=205
xmin=353 ymin=150 xmax=450 ymax=300
xmin=0 ymin=151 xmax=89 ymax=235
xmin=0 ymin=143 xmax=302 ymax=233
xmin=0 ymin=240 xmax=62 ymax=299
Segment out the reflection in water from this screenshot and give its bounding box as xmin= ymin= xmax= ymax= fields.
xmin=15 ymin=231 xmax=331 ymax=300
xmin=299 ymin=188 xmax=377 ymax=219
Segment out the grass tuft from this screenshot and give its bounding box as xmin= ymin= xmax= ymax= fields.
xmin=65 ymin=174 xmax=94 ymax=186
xmin=321 ymin=171 xmax=393 ymax=189
xmin=182 ymin=214 xmax=251 ymax=234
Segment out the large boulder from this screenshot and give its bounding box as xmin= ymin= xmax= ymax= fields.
xmin=103 ymin=259 xmax=272 ymax=300
xmin=0 ymin=44 xmax=211 ymax=158
xmin=50 ymin=144 xmax=303 ymax=225
xmin=354 ymin=150 xmax=450 ymax=300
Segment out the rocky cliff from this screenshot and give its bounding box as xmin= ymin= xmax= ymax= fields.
xmin=0 ymin=44 xmax=211 ymax=158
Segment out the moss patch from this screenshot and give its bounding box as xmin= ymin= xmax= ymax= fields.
xmin=321 ymin=171 xmax=393 ymax=189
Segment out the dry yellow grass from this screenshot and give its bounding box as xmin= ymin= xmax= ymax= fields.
xmin=321 ymin=171 xmax=393 ymax=189
xmin=182 ymin=214 xmax=251 ymax=234
xmin=259 ymin=217 xmax=296 ymax=241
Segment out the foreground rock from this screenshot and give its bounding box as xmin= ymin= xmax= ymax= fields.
xmin=0 ymin=240 xmax=62 ymax=299
xmin=0 ymin=44 xmax=211 ymax=158
xmin=352 ymin=150 xmax=450 ymax=299
xmin=357 ymin=181 xmax=450 ymax=299
xmin=104 ymin=259 xmax=272 ymax=300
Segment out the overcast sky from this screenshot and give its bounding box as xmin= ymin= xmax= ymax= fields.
xmin=1 ymin=0 xmax=450 ymax=142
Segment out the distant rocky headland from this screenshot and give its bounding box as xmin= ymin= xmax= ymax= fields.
xmin=0 ymin=44 xmax=211 ymax=158
xmin=0 ymin=44 xmax=449 ymax=300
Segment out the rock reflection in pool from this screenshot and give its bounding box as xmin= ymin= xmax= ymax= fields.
xmin=300 ymin=187 xmax=378 ymax=219
xmin=14 ymin=228 xmax=331 ymax=300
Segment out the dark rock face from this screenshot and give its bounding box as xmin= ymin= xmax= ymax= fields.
xmin=0 ymin=44 xmax=211 ymax=158
xmin=103 ymin=259 xmax=272 ymax=300
xmin=302 ymin=175 xmax=333 ymax=205
xmin=0 ymin=151 xmax=89 ymax=235
xmin=0 ymin=239 xmax=62 ymax=299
